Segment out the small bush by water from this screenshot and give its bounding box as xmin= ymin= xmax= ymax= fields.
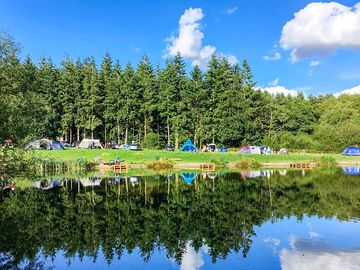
xmin=147 ymin=158 xmax=174 ymax=170
xmin=313 ymin=156 xmax=337 ymax=168
xmin=234 ymin=158 xmax=261 ymax=169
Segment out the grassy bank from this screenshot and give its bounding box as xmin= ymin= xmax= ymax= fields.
xmin=36 ymin=149 xmax=360 ymax=165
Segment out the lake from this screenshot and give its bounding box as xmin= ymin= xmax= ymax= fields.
xmin=1 ymin=168 xmax=360 ymax=270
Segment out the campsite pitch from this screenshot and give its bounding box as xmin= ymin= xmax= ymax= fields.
xmin=36 ymin=149 xmax=360 ymax=165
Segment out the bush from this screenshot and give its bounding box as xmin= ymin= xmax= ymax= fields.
xmin=234 ymin=158 xmax=261 ymax=169
xmin=147 ymin=158 xmax=174 ymax=170
xmin=142 ymin=133 xmax=160 ymax=150
xmin=313 ymin=156 xmax=337 ymax=168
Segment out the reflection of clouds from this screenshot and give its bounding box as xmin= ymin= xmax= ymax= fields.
xmin=308 ymin=231 xmax=321 ymax=238
xmin=280 ymin=236 xmax=360 ymax=270
xmin=264 ymin=237 xmax=280 ymax=246
xmin=180 ymin=243 xmax=204 ymax=270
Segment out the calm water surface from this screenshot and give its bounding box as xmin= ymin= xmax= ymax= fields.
xmin=1 ymin=168 xmax=360 ymax=269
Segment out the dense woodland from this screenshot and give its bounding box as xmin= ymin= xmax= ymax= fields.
xmin=1 ymin=32 xmax=359 ymax=152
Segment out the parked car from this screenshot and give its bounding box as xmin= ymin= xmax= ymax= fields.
xmin=278 ymin=148 xmax=289 ymax=154
xmin=130 ymin=142 xmax=141 ymax=151
xmin=165 ymin=144 xmax=174 ymax=151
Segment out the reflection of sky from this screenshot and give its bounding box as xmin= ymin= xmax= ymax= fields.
xmin=27 ymin=216 xmax=360 ymax=270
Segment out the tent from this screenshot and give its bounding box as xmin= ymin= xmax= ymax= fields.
xmin=179 ymin=139 xmax=197 ymax=152
xmin=79 ymin=177 xmax=102 ymax=187
xmin=180 ymin=173 xmax=197 ymax=184
xmin=219 ymin=147 xmax=227 ymax=153
xmin=239 ymin=146 xmax=261 ymax=155
xmin=25 ymin=139 xmax=64 ymax=150
xmin=343 ymin=146 xmax=360 ymax=156
xmin=79 ymin=139 xmax=103 ymax=149
xmin=260 ymin=146 xmax=273 ymax=154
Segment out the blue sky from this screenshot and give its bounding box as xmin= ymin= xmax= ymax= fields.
xmin=1 ymin=0 xmax=360 ymax=95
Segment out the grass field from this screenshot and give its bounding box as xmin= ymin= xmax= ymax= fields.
xmin=36 ymin=149 xmax=360 ymax=164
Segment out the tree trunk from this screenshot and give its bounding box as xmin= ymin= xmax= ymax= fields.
xmin=125 ymin=123 xmax=128 ymax=145
xmin=117 ymin=123 xmax=120 ymax=144
xmin=167 ymin=116 xmax=170 ymax=145
xmin=91 ymin=130 xmax=94 ymax=139
xmin=65 ymin=131 xmax=68 ymax=143
xmin=77 ymin=128 xmax=80 ymax=141
xmin=104 ymin=125 xmax=107 ymax=145
xmin=144 ymin=116 xmax=147 ymax=139
xmin=175 ymin=128 xmax=179 ymax=151
xmin=70 ymin=129 xmax=73 ymax=144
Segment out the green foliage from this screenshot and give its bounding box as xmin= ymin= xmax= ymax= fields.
xmin=313 ymin=156 xmax=337 ymax=168
xmin=234 ymin=158 xmax=261 ymax=169
xmin=142 ymin=132 xmax=160 ymax=149
xmin=146 ymin=158 xmax=174 ymax=170
xmin=1 ymin=32 xmax=360 ymax=153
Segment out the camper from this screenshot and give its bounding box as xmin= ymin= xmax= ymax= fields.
xmin=208 ymin=143 xmax=217 ymax=152
xmin=79 ymin=139 xmax=103 ymax=149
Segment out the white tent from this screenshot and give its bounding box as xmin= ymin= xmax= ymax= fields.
xmin=79 ymin=177 xmax=102 ymax=187
xmin=79 ymin=138 xmax=103 ymax=149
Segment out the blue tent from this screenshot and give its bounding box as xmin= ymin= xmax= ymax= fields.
xmin=179 ymin=139 xmax=197 ymax=152
xmin=343 ymin=146 xmax=360 ymax=156
xmin=343 ymin=167 xmax=360 ymax=176
xmin=180 ymin=173 xmax=197 ymax=184
xmin=219 ymin=147 xmax=227 ymax=152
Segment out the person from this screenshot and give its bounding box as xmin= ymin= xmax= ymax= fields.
xmin=115 ymin=155 xmax=120 ymax=164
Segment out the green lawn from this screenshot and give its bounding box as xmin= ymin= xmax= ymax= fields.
xmin=35 ymin=149 xmax=360 ymax=164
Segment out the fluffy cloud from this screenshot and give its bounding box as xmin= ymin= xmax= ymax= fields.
xmin=226 ymin=7 xmax=238 ymax=15
xmin=165 ymin=8 xmax=238 ymax=67
xmin=310 ymin=61 xmax=320 ymax=67
xmin=261 ymin=86 xmax=299 ymax=97
xmin=281 ymin=236 xmax=360 ymax=270
xmin=335 ymin=85 xmax=360 ymax=96
xmin=263 ymin=52 xmax=281 ymax=61
xmin=280 ymin=2 xmax=360 ymax=62
xmin=180 ymin=242 xmax=204 ymax=270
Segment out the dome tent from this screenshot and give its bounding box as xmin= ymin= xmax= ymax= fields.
xmin=179 ymin=139 xmax=197 ymax=152
xmin=343 ymin=146 xmax=360 ymax=156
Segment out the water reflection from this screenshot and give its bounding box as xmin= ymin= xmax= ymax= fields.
xmin=343 ymin=166 xmax=360 ymax=176
xmin=1 ymin=169 xmax=360 ymax=269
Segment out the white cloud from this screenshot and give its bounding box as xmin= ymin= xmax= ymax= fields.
xmin=281 ymin=236 xmax=360 ymax=270
xmin=264 ymin=237 xmax=281 ymax=246
xmin=180 ymin=242 xmax=204 ymax=270
xmin=165 ymin=8 xmax=237 ymax=67
xmin=263 ymin=52 xmax=281 ymax=61
xmin=310 ymin=61 xmax=320 ymax=67
xmin=335 ymin=85 xmax=360 ymax=96
xmin=268 ymin=78 xmax=280 ymax=87
xmin=260 ymin=86 xmax=299 ymax=97
xmin=280 ymin=2 xmax=360 ymax=62
xmin=226 ymin=7 xmax=238 ymax=15
xmin=309 ymin=231 xmax=321 ymax=238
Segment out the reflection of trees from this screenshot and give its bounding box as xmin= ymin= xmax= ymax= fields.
xmin=1 ymin=169 xmax=360 ymax=267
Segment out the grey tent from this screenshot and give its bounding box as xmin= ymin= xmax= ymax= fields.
xmin=25 ymin=139 xmax=64 ymax=150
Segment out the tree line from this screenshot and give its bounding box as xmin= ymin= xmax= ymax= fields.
xmin=1 ymin=32 xmax=359 ymax=151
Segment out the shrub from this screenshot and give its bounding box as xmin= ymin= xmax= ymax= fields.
xmin=313 ymin=156 xmax=337 ymax=168
xmin=142 ymin=133 xmax=160 ymax=150
xmin=147 ymin=158 xmax=174 ymax=170
xmin=234 ymin=158 xmax=261 ymax=169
